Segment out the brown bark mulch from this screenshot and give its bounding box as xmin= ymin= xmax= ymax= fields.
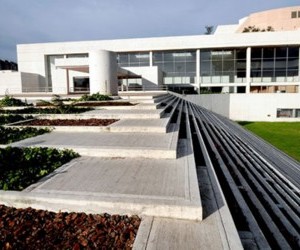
xmin=0 ymin=205 xmax=141 ymax=250
xmin=21 ymin=119 xmax=118 ymax=126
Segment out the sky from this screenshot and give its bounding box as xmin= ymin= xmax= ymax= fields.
xmin=0 ymin=0 xmax=299 ymax=61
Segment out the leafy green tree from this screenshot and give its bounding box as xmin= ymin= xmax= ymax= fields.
xmin=204 ymin=26 xmax=214 ymax=35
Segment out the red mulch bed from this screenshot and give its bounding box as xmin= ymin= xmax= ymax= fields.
xmin=0 ymin=205 xmax=141 ymax=249
xmin=20 ymin=119 xmax=118 ymax=126
xmin=74 ymin=102 xmax=136 ymax=107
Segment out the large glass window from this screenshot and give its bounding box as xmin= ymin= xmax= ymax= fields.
xmin=200 ymin=49 xmax=246 ymax=83
xmin=251 ymin=47 xmax=299 ymax=82
xmin=153 ymin=50 xmax=196 ymax=84
xmin=117 ymin=52 xmax=150 ymax=67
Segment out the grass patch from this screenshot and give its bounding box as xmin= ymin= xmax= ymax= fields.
xmin=0 ymin=126 xmax=50 ymax=144
xmin=239 ymin=122 xmax=300 ymax=162
xmin=0 ymin=147 xmax=79 ymax=190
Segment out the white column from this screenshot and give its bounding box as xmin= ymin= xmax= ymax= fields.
xmin=89 ymin=50 xmax=118 ymax=95
xmin=149 ymin=51 xmax=153 ymax=67
xmin=246 ymin=47 xmax=251 ymax=93
xmin=196 ymin=49 xmax=200 ymax=93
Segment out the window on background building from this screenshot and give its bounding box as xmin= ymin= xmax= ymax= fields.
xmin=296 ymin=109 xmax=300 ymax=117
xmin=251 ymin=47 xmax=299 ymax=82
xmin=200 ymin=48 xmax=246 ymax=83
xmin=153 ymin=50 xmax=196 ymax=84
xmin=66 ymin=54 xmax=88 ymax=58
xmin=73 ymin=77 xmax=89 ymax=92
xmin=116 ymin=52 xmax=149 ymax=67
xmin=291 ymin=11 xmax=297 ymax=18
xmin=277 ymin=109 xmax=293 ymax=118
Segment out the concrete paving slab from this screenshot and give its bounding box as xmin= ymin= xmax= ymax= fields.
xmin=134 ymin=215 xmax=243 ymax=250
xmin=109 ymin=117 xmax=169 ymax=133
xmin=10 ymin=126 xmax=178 ymax=158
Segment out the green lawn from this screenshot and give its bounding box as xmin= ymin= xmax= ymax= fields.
xmin=239 ymin=122 xmax=300 ymax=162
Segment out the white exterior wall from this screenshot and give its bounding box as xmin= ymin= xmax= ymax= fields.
xmin=51 ymin=66 xmax=67 ymax=94
xmin=0 ymin=71 xmax=22 ymax=94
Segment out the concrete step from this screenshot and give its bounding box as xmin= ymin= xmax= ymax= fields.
xmin=1 ymin=138 xmax=201 ymax=221
xmin=96 ymin=103 xmax=159 ymax=110
xmin=37 ymin=109 xmax=164 ymax=120
xmin=109 ymin=116 xmax=170 ymax=133
xmin=10 ymin=125 xmax=179 ymax=159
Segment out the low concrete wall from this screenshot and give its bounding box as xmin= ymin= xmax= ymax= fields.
xmin=0 ymin=70 xmax=22 ymax=94
xmin=170 ymin=92 xmax=300 ymax=121
xmin=170 ymin=92 xmax=230 ymax=118
xmin=229 ymin=93 xmax=300 ymax=121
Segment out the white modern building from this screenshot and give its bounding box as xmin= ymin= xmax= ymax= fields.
xmin=1 ymin=6 xmax=300 ymax=96
xmin=0 ymin=6 xmax=300 ymax=120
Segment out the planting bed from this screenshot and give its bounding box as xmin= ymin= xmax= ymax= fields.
xmin=0 ymin=205 xmax=140 ymax=249
xmin=0 ymin=147 xmax=79 ymax=190
xmin=0 ymin=115 xmax=33 ymax=125
xmin=19 ymin=118 xmax=119 ymax=126
xmin=0 ymin=126 xmax=50 ymax=144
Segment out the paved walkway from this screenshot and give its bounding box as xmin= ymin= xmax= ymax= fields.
xmin=0 ymin=93 xmax=242 ymax=249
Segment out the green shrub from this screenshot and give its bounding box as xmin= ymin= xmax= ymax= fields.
xmin=0 ymin=126 xmax=50 ymax=144
xmin=0 ymin=115 xmax=33 ymax=125
xmin=35 ymin=95 xmax=93 ymax=114
xmin=0 ymin=95 xmax=31 ymax=107
xmin=79 ymin=93 xmax=112 ymax=101
xmin=0 ymin=147 xmax=79 ymax=190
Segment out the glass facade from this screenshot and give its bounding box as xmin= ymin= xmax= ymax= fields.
xmin=117 ymin=52 xmax=150 ymax=67
xmin=153 ymin=50 xmax=196 ymax=84
xmin=251 ymin=47 xmax=299 ymax=82
xmin=200 ymin=49 xmax=247 ymax=83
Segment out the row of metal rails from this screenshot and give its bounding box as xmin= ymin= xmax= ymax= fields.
xmin=156 ymin=94 xmax=300 ymax=249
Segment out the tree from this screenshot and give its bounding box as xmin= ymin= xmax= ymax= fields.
xmin=0 ymin=59 xmax=18 ymax=70
xmin=204 ymin=26 xmax=214 ymax=35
